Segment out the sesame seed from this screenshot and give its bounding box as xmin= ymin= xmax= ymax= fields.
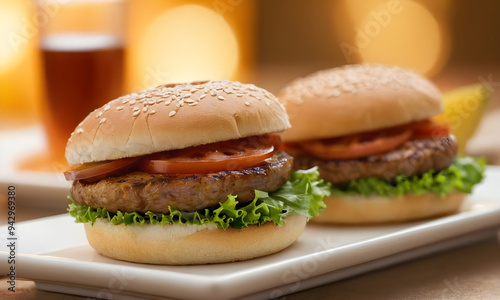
xmin=95 ymin=111 xmax=103 ymax=118
xmin=104 ymin=104 xmax=111 ymax=111
xmin=110 ymin=81 xmax=275 ymax=121
xmin=99 ymin=118 xmax=106 ymax=124
xmin=122 ymin=99 xmax=129 ymax=104
xmin=341 ymin=85 xmax=352 ymax=92
xmin=331 ymin=90 xmax=341 ymax=97
xmin=76 ymin=128 xmax=84 ymax=134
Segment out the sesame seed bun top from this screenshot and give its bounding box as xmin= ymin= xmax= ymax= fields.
xmin=279 ymin=64 xmax=443 ymax=142
xmin=65 ymin=80 xmax=291 ymax=165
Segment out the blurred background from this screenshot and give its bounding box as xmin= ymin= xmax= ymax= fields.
xmin=0 ymin=0 xmax=499 ymax=171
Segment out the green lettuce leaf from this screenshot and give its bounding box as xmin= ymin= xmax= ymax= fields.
xmin=67 ymin=168 xmax=329 ymax=229
xmin=330 ymin=157 xmax=485 ymax=197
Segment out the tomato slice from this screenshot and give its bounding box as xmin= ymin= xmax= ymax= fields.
xmin=412 ymin=119 xmax=451 ymax=140
xmin=64 ymin=157 xmax=140 ymax=182
xmin=140 ymin=135 xmax=280 ymax=175
xmin=299 ymin=126 xmax=412 ymax=160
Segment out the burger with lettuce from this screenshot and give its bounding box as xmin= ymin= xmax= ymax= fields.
xmin=64 ymin=80 xmax=328 ymax=264
xmin=279 ymin=64 xmax=484 ymax=224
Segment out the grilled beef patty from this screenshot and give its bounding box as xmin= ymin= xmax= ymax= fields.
xmin=71 ymin=151 xmax=293 ymax=213
xmin=292 ymin=136 xmax=458 ymax=186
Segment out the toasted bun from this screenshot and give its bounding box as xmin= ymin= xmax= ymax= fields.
xmin=84 ymin=214 xmax=306 ymax=265
xmin=66 ymin=80 xmax=290 ymax=165
xmin=311 ymin=192 xmax=466 ymax=224
xmin=279 ymin=64 xmax=443 ymax=142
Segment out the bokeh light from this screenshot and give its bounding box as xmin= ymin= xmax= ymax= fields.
xmin=135 ymin=4 xmax=239 ymax=87
xmin=0 ymin=1 xmax=27 ymax=74
xmin=334 ymin=0 xmax=450 ymax=76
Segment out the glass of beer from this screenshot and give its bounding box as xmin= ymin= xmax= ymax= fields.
xmin=37 ymin=0 xmax=125 ymax=165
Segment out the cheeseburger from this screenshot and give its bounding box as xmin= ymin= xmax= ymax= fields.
xmin=64 ymin=80 xmax=328 ymax=264
xmin=279 ymin=64 xmax=484 ymax=224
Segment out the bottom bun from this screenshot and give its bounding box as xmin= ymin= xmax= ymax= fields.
xmin=84 ymin=214 xmax=307 ymax=265
xmin=311 ymin=192 xmax=466 ymax=224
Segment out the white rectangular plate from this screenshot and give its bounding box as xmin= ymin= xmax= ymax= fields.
xmin=1 ymin=167 xmax=500 ymax=300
